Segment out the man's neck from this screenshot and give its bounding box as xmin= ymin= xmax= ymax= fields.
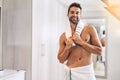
xmin=70 ymin=23 xmax=77 ymax=35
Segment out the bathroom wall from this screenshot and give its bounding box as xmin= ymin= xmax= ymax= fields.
xmin=2 ymin=0 xmax=32 ymax=80
xmin=0 ymin=0 xmax=2 ymax=6
xmin=107 ymin=11 xmax=120 ymax=80
xmin=32 ymin=0 xmax=60 ymax=80
xmin=0 ymin=0 xmax=2 ymax=69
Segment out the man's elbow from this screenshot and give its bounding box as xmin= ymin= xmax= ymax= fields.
xmin=58 ymin=59 xmax=64 ymax=64
xmin=57 ymin=56 xmax=64 ymax=64
xmin=59 ymin=60 xmax=64 ymax=64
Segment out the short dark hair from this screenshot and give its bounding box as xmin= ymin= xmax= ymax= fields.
xmin=67 ymin=2 xmax=82 ymax=14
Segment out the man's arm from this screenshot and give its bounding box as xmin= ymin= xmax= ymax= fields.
xmin=101 ymin=37 xmax=105 ymax=46
xmin=73 ymin=25 xmax=102 ymax=55
xmin=57 ymin=33 xmax=73 ymax=64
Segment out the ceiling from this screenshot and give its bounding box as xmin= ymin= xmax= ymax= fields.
xmin=58 ymin=0 xmax=105 ymax=11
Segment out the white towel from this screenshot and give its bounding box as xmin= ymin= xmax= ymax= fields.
xmin=65 ymin=20 xmax=84 ymax=46
xmin=76 ymin=20 xmax=84 ymax=35
xmin=65 ymin=23 xmax=72 ymax=39
xmin=65 ymin=20 xmax=84 ymax=38
xmin=64 ymin=64 xmax=96 ymax=80
xmin=64 ymin=65 xmax=71 ymax=80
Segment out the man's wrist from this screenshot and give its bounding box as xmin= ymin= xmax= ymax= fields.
xmin=65 ymin=46 xmax=71 ymax=50
xmin=78 ymin=40 xmax=84 ymax=46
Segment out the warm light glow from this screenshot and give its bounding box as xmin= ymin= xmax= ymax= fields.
xmin=105 ymin=7 xmax=120 ymax=20
xmin=102 ymin=0 xmax=120 ymax=20
xmin=109 ymin=0 xmax=120 ymax=6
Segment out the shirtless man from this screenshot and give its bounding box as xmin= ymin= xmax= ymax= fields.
xmin=57 ymin=2 xmax=102 ymax=80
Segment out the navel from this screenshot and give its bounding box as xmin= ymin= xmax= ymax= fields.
xmin=79 ymin=57 xmax=82 ymax=60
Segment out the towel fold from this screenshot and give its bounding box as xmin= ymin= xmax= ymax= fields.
xmin=65 ymin=20 xmax=84 ymax=39
xmin=76 ymin=20 xmax=84 ymax=35
xmin=65 ymin=20 xmax=84 ymax=46
xmin=64 ymin=64 xmax=96 ymax=80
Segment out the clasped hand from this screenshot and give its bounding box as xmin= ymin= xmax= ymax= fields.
xmin=72 ymin=32 xmax=82 ymax=44
xmin=65 ymin=32 xmax=82 ymax=48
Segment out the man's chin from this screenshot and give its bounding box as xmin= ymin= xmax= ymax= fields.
xmin=69 ymin=20 xmax=78 ymax=24
xmin=71 ymin=21 xmax=78 ymax=25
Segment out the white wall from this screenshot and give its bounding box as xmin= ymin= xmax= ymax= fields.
xmin=2 ymin=0 xmax=32 ymax=80
xmin=0 ymin=0 xmax=2 ymax=7
xmin=32 ymin=0 xmax=60 ymax=80
xmin=0 ymin=0 xmax=2 ymax=69
xmin=107 ymin=11 xmax=120 ymax=80
xmin=2 ymin=0 xmax=15 ymax=69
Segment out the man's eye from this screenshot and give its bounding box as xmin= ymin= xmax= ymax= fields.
xmin=76 ymin=12 xmax=80 ymax=14
xmin=70 ymin=11 xmax=74 ymax=14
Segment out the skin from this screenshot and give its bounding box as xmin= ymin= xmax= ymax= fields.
xmin=101 ymin=37 xmax=105 ymax=47
xmin=57 ymin=6 xmax=102 ymax=68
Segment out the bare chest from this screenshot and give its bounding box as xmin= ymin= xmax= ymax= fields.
xmin=80 ymin=29 xmax=90 ymax=43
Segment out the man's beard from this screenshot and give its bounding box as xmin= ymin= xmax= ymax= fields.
xmin=69 ymin=16 xmax=80 ymax=25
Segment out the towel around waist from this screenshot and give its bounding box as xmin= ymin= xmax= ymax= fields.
xmin=64 ymin=63 xmax=94 ymax=73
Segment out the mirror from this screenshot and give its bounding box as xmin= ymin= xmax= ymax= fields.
xmin=0 ymin=0 xmax=2 ymax=70
xmin=82 ymin=18 xmax=107 ymax=78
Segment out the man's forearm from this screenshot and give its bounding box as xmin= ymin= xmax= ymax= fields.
xmin=58 ymin=47 xmax=71 ymax=63
xmin=78 ymin=41 xmax=102 ymax=55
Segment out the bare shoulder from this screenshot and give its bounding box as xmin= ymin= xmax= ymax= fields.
xmin=84 ymin=24 xmax=97 ymax=34
xmin=84 ymin=24 xmax=96 ymax=31
xmin=59 ymin=32 xmax=66 ymax=42
xmin=60 ymin=32 xmax=66 ymax=39
xmin=101 ymin=37 xmax=105 ymax=46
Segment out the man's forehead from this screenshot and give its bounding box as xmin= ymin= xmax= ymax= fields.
xmin=70 ymin=7 xmax=81 ymax=12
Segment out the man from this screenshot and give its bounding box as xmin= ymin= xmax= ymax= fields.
xmin=57 ymin=2 xmax=102 ymax=80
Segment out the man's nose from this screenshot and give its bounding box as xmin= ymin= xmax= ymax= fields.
xmin=73 ymin=13 xmax=77 ymax=17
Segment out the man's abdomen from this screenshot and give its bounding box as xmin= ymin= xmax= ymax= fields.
xmin=67 ymin=46 xmax=92 ymax=68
